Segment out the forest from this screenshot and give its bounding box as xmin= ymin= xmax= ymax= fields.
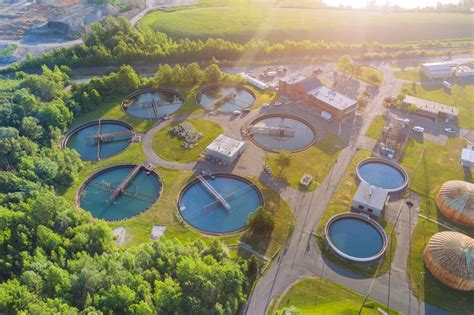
xmin=0 ymin=60 xmax=256 ymax=313
xmin=5 ymin=16 xmax=472 ymax=73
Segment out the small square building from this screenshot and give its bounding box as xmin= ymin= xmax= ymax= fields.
xmin=204 ymin=135 xmax=245 ymax=165
xmin=461 ymin=147 xmax=474 ymax=169
xmin=352 ymin=182 xmax=389 ymax=217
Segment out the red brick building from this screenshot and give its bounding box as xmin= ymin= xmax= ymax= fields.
xmin=279 ymin=75 xmax=357 ymax=121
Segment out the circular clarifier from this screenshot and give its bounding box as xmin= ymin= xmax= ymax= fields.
xmin=63 ymin=120 xmax=134 ymax=161
xmin=248 ymin=114 xmax=316 ymax=152
xmin=78 ymin=165 xmax=162 ymax=221
xmin=325 ymin=213 xmax=388 ymax=262
xmin=356 ymin=158 xmax=408 ymax=192
xmin=123 ymin=88 xmax=184 ymax=119
xmin=196 ymin=83 xmax=255 ymax=113
xmin=178 ymin=174 xmax=263 ymax=234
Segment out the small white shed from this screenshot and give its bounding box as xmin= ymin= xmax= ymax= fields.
xmin=204 ymin=135 xmax=245 ymax=165
xmin=352 ymin=182 xmax=389 ymax=217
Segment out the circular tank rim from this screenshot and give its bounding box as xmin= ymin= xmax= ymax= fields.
xmin=121 ymin=87 xmax=185 ymax=120
xmin=247 ymin=113 xmax=317 ymax=153
xmin=324 ymin=212 xmax=388 ymax=263
xmin=356 ymin=157 xmax=409 ymax=193
xmin=195 ymin=82 xmax=256 ymax=113
xmin=176 ymin=173 xmax=264 ymax=236
xmin=76 ymin=164 xmax=163 ymax=222
xmin=61 ymin=119 xmax=135 ymax=161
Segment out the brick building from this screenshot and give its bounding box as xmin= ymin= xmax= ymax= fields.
xmin=279 ymin=74 xmax=357 ymax=121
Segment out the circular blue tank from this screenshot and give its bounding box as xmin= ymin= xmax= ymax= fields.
xmin=178 ymin=175 xmax=263 ymax=234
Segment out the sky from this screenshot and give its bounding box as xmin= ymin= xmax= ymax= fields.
xmin=323 ymin=0 xmax=461 ymax=8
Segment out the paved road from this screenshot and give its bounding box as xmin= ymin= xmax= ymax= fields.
xmin=245 ymin=63 xmax=449 ymax=315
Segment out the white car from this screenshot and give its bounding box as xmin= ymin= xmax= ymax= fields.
xmin=444 ymin=127 xmax=455 ymax=134
xmin=232 ymin=110 xmax=242 ymax=115
xmin=412 ymin=126 xmax=425 ymax=133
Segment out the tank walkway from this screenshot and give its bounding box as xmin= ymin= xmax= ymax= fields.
xmin=249 ymin=126 xmax=295 ymax=138
xmin=197 ymin=175 xmax=231 ymax=211
xmin=111 ymin=165 xmax=142 ymax=201
xmin=87 ymin=130 xmax=134 ymax=142
xmin=208 ymin=93 xmax=235 ymax=110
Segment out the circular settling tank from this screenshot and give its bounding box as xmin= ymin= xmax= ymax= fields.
xmin=196 ymin=83 xmax=255 ymax=113
xmin=78 ymin=165 xmax=162 ymax=221
xmin=123 ymin=88 xmax=184 ymax=119
xmin=356 ymin=158 xmax=408 ymax=192
xmin=63 ymin=120 xmax=134 ymax=161
xmin=325 ymin=213 xmax=388 ymax=263
xmin=178 ymin=174 xmax=263 ymax=234
xmin=249 ymin=114 xmax=316 ymax=152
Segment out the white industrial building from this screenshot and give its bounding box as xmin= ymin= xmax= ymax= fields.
xmin=204 ymin=135 xmax=245 ymax=165
xmin=420 ymin=62 xmax=453 ymax=79
xmin=352 ymin=182 xmax=389 ymax=217
xmin=461 ymin=147 xmax=474 ymax=169
xmin=454 ymin=66 xmax=474 ymax=78
xmin=239 ymin=73 xmax=268 ymax=90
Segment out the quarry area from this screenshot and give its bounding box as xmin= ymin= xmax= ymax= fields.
xmin=0 ymin=0 xmax=196 ymax=64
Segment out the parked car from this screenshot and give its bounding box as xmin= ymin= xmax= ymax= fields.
xmin=412 ymin=126 xmax=425 ymax=133
xmin=273 ymin=101 xmax=282 ymax=106
xmin=445 ymin=127 xmax=455 ymax=134
xmin=242 ymin=108 xmax=251 ymax=113
xmin=232 ymin=110 xmax=242 ymax=115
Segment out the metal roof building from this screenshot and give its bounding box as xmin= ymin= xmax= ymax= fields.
xmin=403 ymin=95 xmax=459 ymax=120
xmin=239 ymin=73 xmax=268 ymax=90
xmin=421 ymin=62 xmax=453 ymax=79
xmin=204 ymin=135 xmax=245 ymax=165
xmin=351 ymin=182 xmax=389 ymax=217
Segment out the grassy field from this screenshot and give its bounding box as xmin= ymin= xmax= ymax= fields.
xmin=271 ymin=278 xmax=400 ymax=315
xmin=152 ymin=118 xmax=223 ymax=162
xmin=399 ymin=138 xmax=473 ymax=313
xmin=403 ymin=82 xmax=474 ymax=129
xmin=365 ymin=115 xmax=387 ymax=139
xmin=266 ymin=134 xmax=343 ymax=191
xmin=138 ymin=2 xmax=474 ymax=43
xmin=314 ymin=149 xmax=397 ymax=277
xmin=338 ymin=65 xmax=384 ymax=87
xmin=394 ymin=69 xmax=422 ymax=82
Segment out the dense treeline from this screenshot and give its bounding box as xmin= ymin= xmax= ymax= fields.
xmin=7 ymin=16 xmax=473 ymax=72
xmin=0 ymin=60 xmax=253 ymax=313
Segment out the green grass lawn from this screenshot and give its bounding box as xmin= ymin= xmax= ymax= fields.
xmin=152 ymin=118 xmax=223 ymax=162
xmin=394 ymin=69 xmax=422 ymax=82
xmin=338 ymin=65 xmax=384 ymax=87
xmin=365 ymin=115 xmax=387 ymax=139
xmin=399 ymin=138 xmax=473 ymax=313
xmin=315 ymin=149 xmax=397 ymax=277
xmin=402 ymin=82 xmax=474 ymax=129
xmin=271 ymin=278 xmax=400 ymax=315
xmin=266 ymin=134 xmax=343 ymax=191
xmin=138 ymin=3 xmax=474 ymax=43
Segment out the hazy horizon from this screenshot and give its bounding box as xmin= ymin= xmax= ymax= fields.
xmin=323 ymin=0 xmax=463 ymax=9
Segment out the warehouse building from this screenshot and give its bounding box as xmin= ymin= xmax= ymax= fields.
xmin=403 ymin=95 xmax=458 ymax=121
xmin=420 ymin=62 xmax=453 ymax=79
xmin=279 ymin=75 xmax=357 ymax=121
xmin=351 ymin=182 xmax=389 ymax=217
xmin=204 ymin=135 xmax=245 ymax=165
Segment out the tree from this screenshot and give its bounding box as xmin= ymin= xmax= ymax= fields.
xmin=203 ymin=64 xmax=223 ymax=83
xmin=247 ymin=207 xmax=275 ymax=235
xmin=20 ymin=117 xmax=44 ymax=141
xmin=337 ymin=55 xmax=353 ymax=74
xmin=275 ymin=151 xmax=292 ymax=177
